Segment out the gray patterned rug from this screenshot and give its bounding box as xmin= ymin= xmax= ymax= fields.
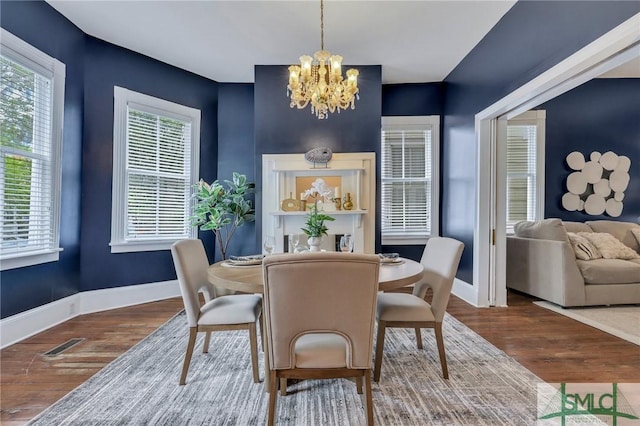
xmin=28 ymin=312 xmax=545 ymax=425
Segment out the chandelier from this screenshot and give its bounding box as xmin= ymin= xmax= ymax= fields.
xmin=287 ymin=0 xmax=359 ymax=119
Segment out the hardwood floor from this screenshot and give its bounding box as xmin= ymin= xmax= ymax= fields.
xmin=1 ymin=292 xmax=639 ymax=425
xmin=447 ymin=291 xmax=640 ymax=383
xmin=0 ymin=298 xmax=184 ymax=426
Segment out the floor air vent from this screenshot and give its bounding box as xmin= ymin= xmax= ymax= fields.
xmin=43 ymin=338 xmax=85 ymax=356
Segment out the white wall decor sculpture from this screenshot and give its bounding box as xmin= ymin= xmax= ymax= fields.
xmin=562 ymin=151 xmax=631 ymax=217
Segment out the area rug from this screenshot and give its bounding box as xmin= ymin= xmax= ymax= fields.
xmin=534 ymin=301 xmax=640 ymax=346
xmin=28 ymin=312 xmax=547 ymax=425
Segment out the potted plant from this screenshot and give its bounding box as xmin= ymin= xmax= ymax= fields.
xmin=190 ymin=172 xmax=255 ymax=260
xmin=301 ymin=203 xmax=335 ymax=252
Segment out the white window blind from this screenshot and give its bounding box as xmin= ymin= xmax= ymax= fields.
xmin=1 ymin=29 xmax=65 ymax=270
xmin=111 ymin=87 xmax=200 ymax=253
xmin=506 ymin=110 xmax=545 ymax=233
xmin=381 ymin=116 xmax=439 ymax=244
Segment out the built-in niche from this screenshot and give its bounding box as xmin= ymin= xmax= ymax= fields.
xmin=262 ymin=152 xmax=376 ymax=254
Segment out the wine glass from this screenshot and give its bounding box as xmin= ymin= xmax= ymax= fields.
xmin=339 ymin=234 xmax=354 ymax=253
xmin=290 ymin=233 xmax=300 ymax=253
xmin=263 ymin=236 xmax=275 ymax=255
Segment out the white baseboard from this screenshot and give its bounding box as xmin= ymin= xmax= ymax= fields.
xmin=451 ymin=278 xmax=481 ymax=307
xmin=0 ymin=280 xmax=180 ymax=349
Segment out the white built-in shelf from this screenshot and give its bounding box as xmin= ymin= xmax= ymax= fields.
xmin=263 ymin=152 xmax=376 ymax=253
xmin=269 ymin=210 xmax=367 ymax=216
xmin=272 ymin=167 xmax=366 ymax=172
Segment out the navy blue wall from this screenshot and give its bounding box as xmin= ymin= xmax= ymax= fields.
xmin=1 ymin=1 xmax=220 ymax=317
xmin=80 ymin=37 xmax=219 ymax=291
xmin=382 ymin=83 xmax=444 ymax=117
xmin=216 ymin=83 xmax=256 ymax=261
xmin=254 ymin=65 xmax=382 ymax=252
xmin=1 ymin=1 xmax=84 ymax=318
xmin=442 ymin=1 xmax=640 ymax=283
xmin=381 ymin=83 xmax=445 ymax=261
xmin=540 ymin=78 xmax=640 ymax=222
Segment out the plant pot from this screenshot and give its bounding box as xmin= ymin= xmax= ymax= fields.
xmin=308 ymin=236 xmax=322 ymax=252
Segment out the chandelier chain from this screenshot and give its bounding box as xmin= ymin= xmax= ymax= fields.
xmin=320 ymin=0 xmax=324 ymax=51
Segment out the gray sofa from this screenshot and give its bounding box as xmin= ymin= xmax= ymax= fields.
xmin=506 ymin=219 xmax=640 ymax=307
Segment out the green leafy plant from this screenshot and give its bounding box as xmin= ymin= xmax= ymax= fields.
xmin=301 ymin=203 xmax=335 ymax=238
xmin=190 ymin=172 xmax=255 ymax=260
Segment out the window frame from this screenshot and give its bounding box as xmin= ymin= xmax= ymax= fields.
xmin=381 ymin=115 xmax=440 ymax=245
xmin=0 ymin=29 xmax=65 ymax=271
xmin=505 ymin=110 xmax=545 ymax=234
xmin=110 ymin=86 xmax=200 ymax=253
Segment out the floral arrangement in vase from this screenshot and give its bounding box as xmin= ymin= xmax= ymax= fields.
xmin=301 ymin=179 xmax=335 ymax=251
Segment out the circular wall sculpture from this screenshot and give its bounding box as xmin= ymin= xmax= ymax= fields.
xmin=561 ymin=151 xmax=631 ymax=217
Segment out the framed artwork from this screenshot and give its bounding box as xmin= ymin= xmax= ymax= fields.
xmin=295 ymin=176 xmax=342 ymax=207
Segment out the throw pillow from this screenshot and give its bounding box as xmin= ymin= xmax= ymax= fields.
xmin=579 ymin=232 xmax=640 ymax=260
xmin=566 ymin=232 xmax=602 ymax=260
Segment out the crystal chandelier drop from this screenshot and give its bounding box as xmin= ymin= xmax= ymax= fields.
xmin=287 ymin=0 xmax=359 ymax=120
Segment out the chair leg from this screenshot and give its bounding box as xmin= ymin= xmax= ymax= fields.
xmin=268 ymin=370 xmax=278 ymax=426
xmin=203 ymin=331 xmax=211 ymax=353
xmin=180 ymin=327 xmax=198 ymax=385
xmin=356 ymin=376 xmax=363 ymax=394
xmin=363 ymin=369 xmax=374 ymax=426
xmin=435 ymin=322 xmax=449 ymax=379
xmin=279 ymin=378 xmax=287 ymax=396
xmin=249 ymin=323 xmax=260 ymax=383
xmin=373 ymin=321 xmax=386 ymax=382
xmin=258 ymin=313 xmax=264 ymax=352
xmin=415 ymin=327 xmax=423 ymax=349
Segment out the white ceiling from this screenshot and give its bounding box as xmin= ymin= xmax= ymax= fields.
xmin=46 ymin=0 xmax=517 ymax=84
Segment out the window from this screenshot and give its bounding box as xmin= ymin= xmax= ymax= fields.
xmin=110 ymin=87 xmax=200 ymax=253
xmin=1 ymin=29 xmax=65 ymax=271
xmin=381 ymin=116 xmax=439 ymax=245
xmin=506 ymin=110 xmax=545 ymax=233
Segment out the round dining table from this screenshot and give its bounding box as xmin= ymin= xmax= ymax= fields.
xmin=207 ymin=256 xmax=424 ymax=294
xmin=207 ymin=255 xmax=424 ymax=391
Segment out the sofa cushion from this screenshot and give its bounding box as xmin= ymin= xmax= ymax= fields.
xmin=586 ymin=220 xmax=640 ymax=253
xmin=514 ymin=219 xmax=568 ymax=242
xmin=563 ymin=221 xmax=593 ymax=234
xmin=567 ymin=232 xmax=602 ymax=260
xmin=579 ymin=232 xmax=640 ymax=260
xmin=576 ymin=259 xmax=640 ymax=284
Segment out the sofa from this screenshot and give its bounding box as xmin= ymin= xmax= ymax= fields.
xmin=506 ymin=219 xmax=640 ymax=307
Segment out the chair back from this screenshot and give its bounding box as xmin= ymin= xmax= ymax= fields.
xmin=263 ymin=252 xmax=380 ymax=370
xmin=171 ymin=239 xmax=217 ymax=327
xmin=413 ymin=237 xmax=464 ymax=322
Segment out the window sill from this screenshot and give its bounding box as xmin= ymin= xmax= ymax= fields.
xmin=110 ymin=239 xmax=180 ymax=253
xmin=0 ymin=248 xmax=62 ymax=271
xmin=382 ymin=235 xmax=433 ymax=246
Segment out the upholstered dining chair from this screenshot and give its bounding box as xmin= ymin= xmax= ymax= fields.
xmin=171 ymin=239 xmax=262 ymax=385
xmin=373 ymin=237 xmax=464 ymax=382
xmin=263 ymin=252 xmax=380 ymax=426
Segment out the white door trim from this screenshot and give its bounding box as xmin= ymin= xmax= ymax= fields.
xmin=472 ymin=13 xmax=640 ymax=307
